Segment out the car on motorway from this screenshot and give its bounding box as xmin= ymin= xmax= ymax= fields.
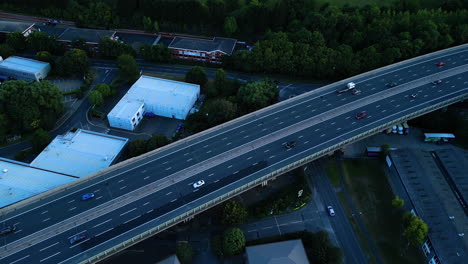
xmin=432 ymin=79 xmax=443 ymax=85
xmin=81 ymin=193 xmax=95 ymax=201
xmin=69 ymin=233 xmax=87 ymax=244
xmin=0 ymin=226 xmax=16 ymax=236
xmin=436 ymin=62 xmax=446 ymax=66
xmin=284 ymin=141 xmax=297 ymax=149
xmin=386 ymin=82 xmax=398 ymax=88
xmin=327 ymin=206 xmax=335 ymax=216
xmin=355 ymin=111 xmax=367 ymax=120
xmin=351 ymin=89 xmax=361 ymax=95
xmin=193 ymin=180 xmax=205 ymax=188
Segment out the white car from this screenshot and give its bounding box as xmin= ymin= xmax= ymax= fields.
xmin=327 ymin=206 xmax=335 ymax=216
xmin=193 ymin=180 xmax=205 ymax=188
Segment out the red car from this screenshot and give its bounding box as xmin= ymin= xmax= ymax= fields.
xmin=355 ymin=112 xmax=367 ymax=120
xmin=436 ymin=62 xmax=446 ymax=66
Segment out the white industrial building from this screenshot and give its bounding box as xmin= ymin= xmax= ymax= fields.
xmin=108 ymin=75 xmax=200 ymax=131
xmin=0 ymin=56 xmax=51 ymax=82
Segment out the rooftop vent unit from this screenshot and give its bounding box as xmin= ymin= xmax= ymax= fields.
xmin=2 ymin=169 xmax=8 ymax=173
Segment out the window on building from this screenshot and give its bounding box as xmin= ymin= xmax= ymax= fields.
xmin=132 ymin=117 xmax=135 ymax=122
xmin=137 ymin=112 xmax=140 ymax=116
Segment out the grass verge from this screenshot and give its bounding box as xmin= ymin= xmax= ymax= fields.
xmin=340 ymin=159 xmax=424 ymax=264
xmin=325 ymin=159 xmax=340 ymax=187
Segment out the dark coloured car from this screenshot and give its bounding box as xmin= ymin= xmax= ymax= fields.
xmin=436 ymin=62 xmax=446 ymax=66
xmin=81 ymin=193 xmax=95 ymax=201
xmin=284 ymin=141 xmax=297 ymax=149
xmin=432 ymin=80 xmax=442 ymax=85
xmin=355 ymin=112 xmax=367 ymax=120
xmin=0 ymin=226 xmax=16 ymax=236
xmin=69 ymin=233 xmax=87 ymax=244
xmin=386 ymin=82 xmax=398 ymax=88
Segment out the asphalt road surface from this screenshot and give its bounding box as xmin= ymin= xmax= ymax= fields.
xmin=1 ymin=44 xmax=468 ymax=263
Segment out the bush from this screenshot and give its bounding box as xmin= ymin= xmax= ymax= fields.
xmin=14 ymin=150 xmax=29 ymax=161
xmin=176 ymin=242 xmax=194 ymax=264
xmin=222 ymin=228 xmax=245 ymax=256
xmin=221 ymin=200 xmax=248 ymax=226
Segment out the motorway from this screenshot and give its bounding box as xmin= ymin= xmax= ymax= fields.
xmin=0 ymin=45 xmax=468 ymax=263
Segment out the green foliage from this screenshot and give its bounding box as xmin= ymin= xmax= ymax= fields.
xmin=0 ymin=80 xmax=64 ymax=137
xmin=185 ymin=66 xmax=208 ymax=87
xmin=250 ymin=171 xmax=311 ymax=218
xmin=176 ymin=243 xmax=194 ymax=264
xmin=402 ymin=212 xmax=428 ymax=246
xmin=237 ymin=79 xmax=278 ymax=114
xmin=88 ymin=90 xmax=104 ymax=106
xmin=75 ymin=1 xmax=117 ymax=28
xmin=224 ymin=16 xmax=237 ymax=35
xmin=126 ymin=135 xmax=170 ymax=158
xmin=117 ymin=54 xmax=139 ymax=82
xmin=6 ymin=32 xmax=27 ymax=51
xmin=212 ymin=68 xmax=227 ymax=97
xmin=391 ymin=196 xmax=404 ymax=209
xmin=380 ymin=143 xmax=391 ymax=159
xmin=222 ymin=228 xmax=245 ymax=256
xmin=142 ymin=16 xmax=159 ymax=33
xmin=30 ymin=129 xmax=51 ymax=154
xmin=56 ymin=49 xmax=89 ymax=76
xmin=95 ymin=83 xmax=112 ymax=98
xmin=222 ymin=200 xmax=248 ymax=226
xmin=139 ymin=44 xmax=171 ymax=63
xmin=99 ymin=37 xmax=136 ymax=58
xmin=27 ymin=31 xmax=58 ymax=54
xmin=211 ymin=234 xmax=224 ymax=258
xmin=0 ymin=44 xmax=15 ymax=58
xmin=14 ymin=150 xmax=29 ymax=161
xmin=185 ymin=99 xmax=237 ymax=133
xmin=146 ymin=134 xmax=170 ymax=152
xmin=36 ymin=51 xmax=54 ymax=66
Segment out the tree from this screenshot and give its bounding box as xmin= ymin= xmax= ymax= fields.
xmin=211 ymin=234 xmax=224 ymax=258
xmin=213 ymin=68 xmax=227 ymax=97
xmin=403 ymin=213 xmax=428 ymax=246
xmin=88 ymin=90 xmax=104 ymax=106
xmin=204 ymin=99 xmax=237 ymax=127
xmin=224 ymin=16 xmax=237 ymax=36
xmin=391 ymin=196 xmax=404 ymax=209
xmin=30 ymin=129 xmax=51 ymax=154
xmin=0 ymin=44 xmax=15 ymax=58
xmin=27 ymin=31 xmax=57 ymax=53
xmin=99 ymin=37 xmax=136 ymax=58
xmin=185 ymin=66 xmax=208 ymax=86
xmin=142 ymin=16 xmax=153 ymax=32
xmin=117 ymin=54 xmax=139 ymax=81
xmin=222 ymin=228 xmax=245 ymax=256
xmin=146 ymin=134 xmax=170 ymax=152
xmin=139 ymin=44 xmax=171 ymax=63
xmin=222 ymin=200 xmax=248 ymax=226
xmin=380 ymin=143 xmax=391 ymax=159
xmin=126 ymin=139 xmax=147 ymax=158
xmin=153 ymin=20 xmax=160 ymax=33
xmin=176 ymin=243 xmax=194 ymax=264
xmin=237 ymin=80 xmax=278 ymax=113
xmin=96 ymin=83 xmax=112 ymax=97
xmin=0 ymin=80 xmax=64 ymax=133
xmin=56 ymin=49 xmax=89 ymax=76
xmin=6 ymin=32 xmax=27 ymax=51
xmin=36 ymin=51 xmax=54 ymax=66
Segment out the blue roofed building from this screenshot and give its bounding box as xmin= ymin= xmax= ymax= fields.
xmin=0 ymin=56 xmax=51 ymax=81
xmin=0 ymin=129 xmax=128 ymax=208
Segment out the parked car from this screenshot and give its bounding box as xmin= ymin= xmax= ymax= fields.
xmin=69 ymin=233 xmax=87 ymax=244
xmin=327 ymin=206 xmax=335 ymax=216
xmin=284 ymin=141 xmax=297 ymax=149
xmin=355 ymin=112 xmax=367 ymax=120
xmin=386 ymin=82 xmax=398 ymax=88
xmin=193 ymin=180 xmax=205 ymax=188
xmin=0 ymin=226 xmax=16 ymax=236
xmin=81 ymin=193 xmax=95 ymax=201
xmin=351 ymin=89 xmax=361 ymax=95
xmin=432 ymin=80 xmax=442 ymax=85
xmin=436 ymin=62 xmax=446 ymax=66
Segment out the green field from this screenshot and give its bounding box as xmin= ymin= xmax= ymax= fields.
xmin=340 ymin=159 xmax=424 ymax=264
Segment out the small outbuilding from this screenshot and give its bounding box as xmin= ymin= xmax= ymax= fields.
xmin=245 ymin=239 xmax=310 ymax=264
xmin=108 ymin=75 xmax=200 ymax=131
xmin=0 ymin=56 xmax=51 ymax=81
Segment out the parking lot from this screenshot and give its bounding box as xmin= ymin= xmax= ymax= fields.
xmin=49 ymin=79 xmax=83 ymax=107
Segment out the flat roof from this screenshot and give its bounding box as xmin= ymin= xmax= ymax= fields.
xmin=108 ymin=75 xmax=199 ymax=120
xmin=58 ymin=27 xmax=115 ymax=44
xmin=424 ymin=133 xmax=456 ymax=138
xmin=30 ymin=129 xmax=128 ymax=177
xmin=0 ymin=20 xmax=34 ymax=33
xmin=0 ymin=158 xmax=75 ymax=208
xmin=391 ymin=149 xmax=467 ymax=263
xmin=246 ymin=239 xmax=309 ymax=264
xmin=0 ymin=56 xmax=49 ymax=74
xmin=168 ymin=37 xmax=237 ymax=55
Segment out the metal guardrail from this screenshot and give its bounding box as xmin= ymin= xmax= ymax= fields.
xmin=82 ymin=93 xmax=467 ymax=263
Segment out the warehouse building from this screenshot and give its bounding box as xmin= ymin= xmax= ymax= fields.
xmin=108 ymin=75 xmax=200 ymax=131
xmin=0 ymin=129 xmax=128 ymax=208
xmin=0 ymin=56 xmax=51 ymax=81
xmin=168 ymin=37 xmax=237 ymax=64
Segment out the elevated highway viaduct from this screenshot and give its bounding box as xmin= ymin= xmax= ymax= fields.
xmin=1 ymin=44 xmax=468 ymax=264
